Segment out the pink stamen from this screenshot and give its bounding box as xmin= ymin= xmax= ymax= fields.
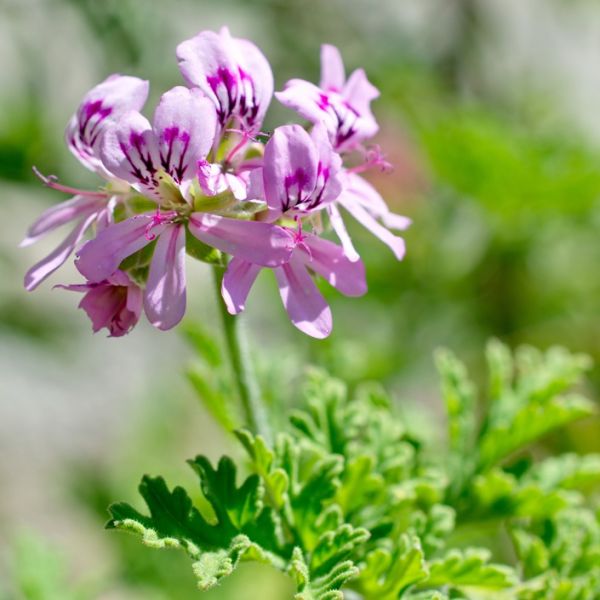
xmin=144 ymin=209 xmax=176 ymax=241
xmin=347 ymin=145 xmax=394 ymax=175
xmin=224 ymin=130 xmax=252 ymax=163
xmin=292 ymin=217 xmax=312 ymax=259
xmin=32 ymin=166 xmax=110 ymax=199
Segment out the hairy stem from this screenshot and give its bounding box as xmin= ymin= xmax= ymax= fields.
xmin=212 ymin=265 xmax=271 ymax=442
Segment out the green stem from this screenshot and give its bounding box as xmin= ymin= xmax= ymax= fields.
xmin=212 ymin=265 xmax=272 ymax=443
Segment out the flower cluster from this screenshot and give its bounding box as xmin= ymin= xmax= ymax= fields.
xmin=23 ymin=28 xmax=409 ymax=338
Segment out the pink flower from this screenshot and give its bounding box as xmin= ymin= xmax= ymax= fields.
xmin=222 ymin=233 xmax=366 ymax=339
xmin=261 ymin=123 xmax=342 ymax=220
xmin=58 ymin=270 xmax=143 ymax=337
xmin=276 ymin=44 xmax=379 ymax=152
xmin=221 ymin=123 xmax=366 ymax=339
xmin=177 ymin=27 xmax=273 ymax=134
xmin=76 ymin=86 xmax=294 ymax=331
xmin=22 ymin=75 xmax=149 ymax=290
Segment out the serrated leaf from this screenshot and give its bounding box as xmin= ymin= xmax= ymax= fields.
xmin=427 ymin=548 xmax=518 ymax=589
xmin=523 ymin=453 xmax=600 ymax=494
xmin=354 ymin=534 xmax=428 ymax=600
xmin=290 ymin=547 xmax=358 ymax=600
xmin=478 ymin=394 xmax=595 ymax=470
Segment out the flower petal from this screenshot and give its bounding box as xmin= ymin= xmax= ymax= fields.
xmin=177 ymin=27 xmax=273 ymax=131
xmin=275 ymin=80 xmax=327 ymax=126
xmin=66 ymin=75 xmax=149 ymax=177
xmin=100 ymin=111 xmax=161 ymax=199
xmin=343 ymin=68 xmax=380 ymax=115
xmin=326 ymin=203 xmax=360 ymax=262
xmin=297 ymin=234 xmax=367 ymax=297
xmin=24 ymin=212 xmax=97 ymax=291
xmin=144 ymin=224 xmax=187 ymax=330
xmin=221 ymin=257 xmax=261 ymax=314
xmin=75 ymin=214 xmax=160 ymax=282
xmin=320 ymin=44 xmax=345 ymax=91
xmin=263 ymin=124 xmax=318 ymax=215
xmin=274 ymin=257 xmax=332 ymax=339
xmin=20 ymin=195 xmax=102 ymax=247
xmin=339 ymin=196 xmax=406 ymax=260
xmin=189 ymin=213 xmax=294 ymax=267
xmin=153 ymin=86 xmax=217 ymax=184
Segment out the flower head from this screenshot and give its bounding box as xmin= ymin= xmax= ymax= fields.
xmin=276 ymin=44 xmax=379 ymax=152
xmin=58 ymin=270 xmax=143 ymax=337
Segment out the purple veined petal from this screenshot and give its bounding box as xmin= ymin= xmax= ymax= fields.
xmin=75 ymin=213 xmax=164 ymax=282
xmin=231 ymin=35 xmax=274 ymax=131
xmin=339 ymin=195 xmax=406 ymax=260
xmin=310 ymin=122 xmax=343 ymax=206
xmin=153 ymin=86 xmax=217 ymax=185
xmin=221 ymin=256 xmax=262 ymax=314
xmin=100 ymin=111 xmax=161 ymax=199
xmin=297 ymin=234 xmax=367 ymax=297
xmin=66 ymin=75 xmax=149 ymax=177
xmin=197 ymin=161 xmax=226 ymax=196
xmin=274 ymin=256 xmax=332 ymax=339
xmin=24 ymin=212 xmax=97 ymax=291
xmin=177 ymin=30 xmax=238 ymax=117
xmin=263 ymin=124 xmax=318 ymax=214
xmin=189 ymin=213 xmax=294 ymax=267
xmin=326 ymin=203 xmax=360 ymax=262
xmin=177 ymin=28 xmax=273 ymax=132
xmin=144 ymin=224 xmax=187 ymax=331
xmin=20 ymin=194 xmax=103 ymax=247
xmin=275 ymin=80 xmax=330 ymax=126
xmin=320 ymin=44 xmax=345 ymax=91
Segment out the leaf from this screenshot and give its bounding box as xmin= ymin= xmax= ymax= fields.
xmin=289 ymin=547 xmax=358 ymax=600
xmin=354 ymin=534 xmax=428 ymax=600
xmin=185 ymin=226 xmax=223 ymax=265
xmin=478 ymin=394 xmax=595 ymax=470
xmin=426 ymin=548 xmax=518 ymax=589
xmin=523 ymin=453 xmax=600 ymax=494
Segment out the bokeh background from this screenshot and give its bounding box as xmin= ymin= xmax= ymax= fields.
xmin=1 ymin=0 xmax=599 ymax=598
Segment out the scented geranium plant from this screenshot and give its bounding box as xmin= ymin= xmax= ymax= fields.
xmin=21 ymin=26 xmax=599 ymax=600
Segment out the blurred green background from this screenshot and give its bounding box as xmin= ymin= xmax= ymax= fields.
xmin=1 ymin=0 xmax=599 ymax=598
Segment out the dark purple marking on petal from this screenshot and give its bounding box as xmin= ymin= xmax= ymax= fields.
xmin=119 ymin=131 xmax=158 ymax=189
xmin=283 ymin=167 xmax=311 ymax=212
xmin=314 ymin=92 xmax=360 ymax=149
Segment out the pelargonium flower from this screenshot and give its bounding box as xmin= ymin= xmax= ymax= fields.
xmin=21 ymin=75 xmax=149 ymax=290
xmin=276 ymin=44 xmax=379 ymax=152
xmin=177 ymin=26 xmax=273 ymax=135
xmin=57 ymin=270 xmax=142 ymax=337
xmin=221 ymin=123 xmax=366 ymax=338
xmin=76 ymin=85 xmax=294 ymax=330
xmin=23 ymin=27 xmax=407 ymax=340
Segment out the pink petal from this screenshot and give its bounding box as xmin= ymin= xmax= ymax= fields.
xmin=297 ymin=235 xmax=367 ymax=297
xmin=326 ymin=203 xmax=360 ymax=262
xmin=342 ymin=69 xmax=380 ymax=115
xmin=176 ymin=28 xmax=273 ymax=131
xmin=153 ymin=86 xmax=217 ymax=184
xmin=310 ymin=122 xmax=343 ymax=204
xmin=75 ymin=214 xmax=161 ymax=282
xmin=320 ymin=44 xmax=345 ymax=91
xmin=78 ymin=284 xmax=125 ymax=333
xmin=263 ymin=124 xmax=318 ymax=215
xmin=24 ymin=212 xmax=97 ymax=291
xmin=100 ymin=111 xmax=161 ymax=199
xmin=144 ymin=224 xmax=187 ymax=330
xmin=275 ymin=80 xmax=327 ymax=126
xmin=221 ymin=257 xmax=261 ymax=314
xmin=189 ymin=213 xmax=294 ymax=267
xmin=66 ymin=75 xmax=149 ymax=177
xmin=21 ymin=195 xmax=102 ymax=247
xmin=339 ymin=196 xmax=406 ymax=260
xmin=274 ymin=257 xmax=332 ymax=339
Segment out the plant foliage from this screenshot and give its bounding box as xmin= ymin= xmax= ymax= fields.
xmin=108 ymin=340 xmax=598 ymax=598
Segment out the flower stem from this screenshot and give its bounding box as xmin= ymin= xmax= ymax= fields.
xmin=212 ymin=265 xmax=271 ymax=443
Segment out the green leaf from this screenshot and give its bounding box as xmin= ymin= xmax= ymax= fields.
xmin=523 ymin=453 xmax=600 ymax=494
xmin=354 ymin=534 xmax=428 ymax=600
xmin=426 ymin=548 xmax=518 ymax=589
xmin=478 ymin=394 xmax=595 ymax=470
